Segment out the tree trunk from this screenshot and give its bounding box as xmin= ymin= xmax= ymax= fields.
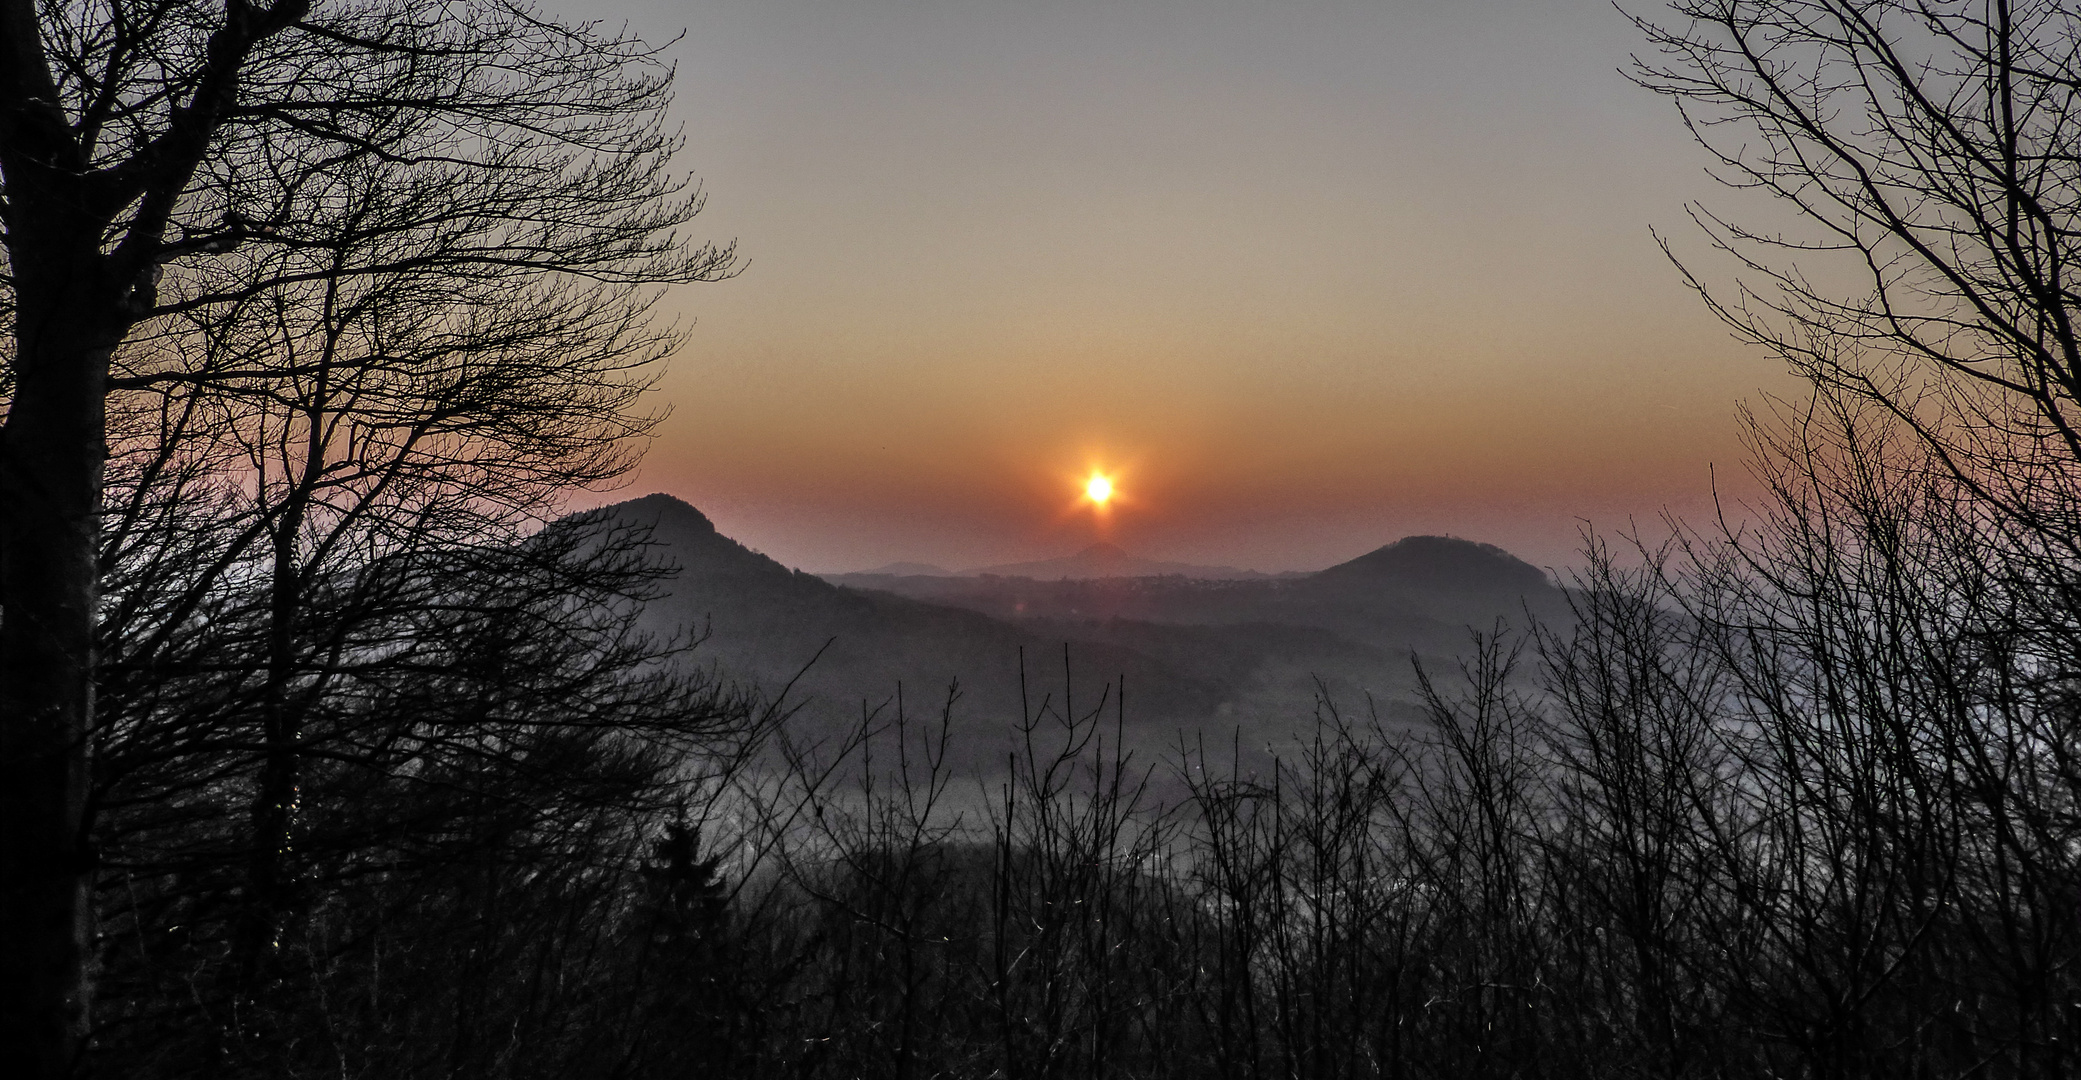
xmin=0 ymin=239 xmax=122 ymax=1078
xmin=232 ymin=514 xmax=309 ymax=991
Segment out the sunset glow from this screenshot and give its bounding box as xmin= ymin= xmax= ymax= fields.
xmin=634 ymin=0 xmax=1779 ymax=575
xmin=1085 ymin=474 xmax=1114 ymax=505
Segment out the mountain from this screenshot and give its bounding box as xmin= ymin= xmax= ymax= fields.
xmin=596 ymin=496 xmax=1570 ymax=772
xmin=600 ymin=495 xmax=1227 ymax=770
xmin=1317 ymin=535 xmax=1550 ymax=594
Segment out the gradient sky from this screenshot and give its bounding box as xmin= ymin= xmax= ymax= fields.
xmin=591 ymin=0 xmax=1798 ymax=573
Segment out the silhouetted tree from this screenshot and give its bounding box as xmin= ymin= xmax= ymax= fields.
xmin=88 ymin=487 xmax=771 ymax=1077
xmin=1621 ymin=10 xmax=2081 ymax=1067
xmin=1630 ymin=1 xmax=2081 ymax=548
xmin=0 ymin=3 xmax=734 ymax=1073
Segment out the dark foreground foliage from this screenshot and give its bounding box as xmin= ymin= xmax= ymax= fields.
xmin=88 ymin=502 xmax=769 ymax=1079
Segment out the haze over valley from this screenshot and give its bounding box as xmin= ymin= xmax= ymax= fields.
xmin=611 ymin=494 xmax=1568 ymax=774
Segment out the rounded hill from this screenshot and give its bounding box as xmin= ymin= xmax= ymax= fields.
xmin=1315 ymin=535 xmax=1549 ymax=594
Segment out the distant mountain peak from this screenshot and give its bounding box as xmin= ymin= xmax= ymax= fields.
xmin=599 ymin=492 xmax=716 ymax=535
xmin=1316 ymin=535 xmax=1548 ymax=592
xmin=579 ymin=493 xmax=815 ymax=589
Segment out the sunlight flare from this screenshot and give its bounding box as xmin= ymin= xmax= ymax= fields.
xmin=1085 ymin=473 xmax=1114 ymax=505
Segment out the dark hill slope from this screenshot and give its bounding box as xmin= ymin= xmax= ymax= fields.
xmin=603 ymin=496 xmax=1226 ymax=754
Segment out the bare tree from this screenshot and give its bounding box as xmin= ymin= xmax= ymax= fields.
xmin=1628 ymin=2 xmax=2081 ymax=539
xmin=0 ymin=3 xmax=734 ymax=1073
xmin=1616 ymin=5 xmax=2081 ymax=1073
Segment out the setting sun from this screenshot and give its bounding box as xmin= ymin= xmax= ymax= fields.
xmin=1085 ymin=474 xmax=1114 ymax=505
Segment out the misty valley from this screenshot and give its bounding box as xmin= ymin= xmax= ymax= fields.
xmin=622 ymin=493 xmax=1566 ymax=776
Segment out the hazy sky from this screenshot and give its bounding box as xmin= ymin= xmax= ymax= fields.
xmin=591 ymin=0 xmax=1796 ymax=573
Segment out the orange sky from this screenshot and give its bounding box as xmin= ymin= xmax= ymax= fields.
xmin=590 ymin=0 xmax=1798 ymax=573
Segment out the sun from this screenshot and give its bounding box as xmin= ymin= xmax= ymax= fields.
xmin=1085 ymin=473 xmax=1114 ymax=505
